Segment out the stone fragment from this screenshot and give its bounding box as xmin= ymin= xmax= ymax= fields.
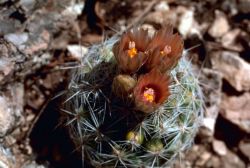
xmin=0 ymin=96 xmax=15 ymax=137
xmin=238 ymin=0 xmax=250 ymax=13
xmin=4 ymin=33 xmax=29 ymax=50
xmin=178 ymin=8 xmax=194 ymax=37
xmin=21 ymin=161 xmax=46 ymax=168
xmin=20 ymin=0 xmax=36 ymax=11
xmin=62 ymin=2 xmax=85 ymax=18
xmin=0 ymin=83 xmax=24 ymax=137
xmin=154 ymin=1 xmax=169 ymax=12
xmin=239 ymin=141 xmax=250 ymax=160
xmin=221 ymin=93 xmax=250 ymax=133
xmin=211 ymin=51 xmax=250 ymax=92
xmin=0 ymin=57 xmax=14 ymax=83
xmin=221 ymin=150 xmax=245 ymax=168
xmin=208 ymin=10 xmax=230 ymax=38
xmin=0 ymin=145 xmax=14 ymax=168
xmin=221 ymin=29 xmax=243 ymax=52
xmin=196 ymin=151 xmax=211 ymax=166
xmin=212 ymin=139 xmax=227 ymax=156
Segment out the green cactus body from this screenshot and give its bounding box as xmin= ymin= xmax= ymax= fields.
xmin=63 ymin=31 xmax=203 ymax=167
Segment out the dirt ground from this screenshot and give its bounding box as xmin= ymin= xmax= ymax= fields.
xmin=0 ymin=0 xmax=250 ymax=167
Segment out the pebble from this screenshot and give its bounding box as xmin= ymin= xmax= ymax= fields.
xmin=208 ymin=10 xmax=230 ymax=38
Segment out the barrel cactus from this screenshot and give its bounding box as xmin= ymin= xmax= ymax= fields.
xmin=62 ymin=25 xmax=203 ymax=167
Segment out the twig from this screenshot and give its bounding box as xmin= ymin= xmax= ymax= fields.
xmin=122 ymin=0 xmax=159 ymax=33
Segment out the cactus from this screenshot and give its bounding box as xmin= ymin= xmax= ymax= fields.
xmin=62 ymin=26 xmax=203 ymax=167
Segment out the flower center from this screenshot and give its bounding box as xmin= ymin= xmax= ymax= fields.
xmin=143 ymin=87 xmax=155 ymax=103
xmin=160 ymin=45 xmax=171 ymax=56
xmin=127 ymin=41 xmax=137 ymax=58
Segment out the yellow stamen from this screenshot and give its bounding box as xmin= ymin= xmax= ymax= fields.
xmin=128 ymin=47 xmax=137 ymax=58
xmin=128 ymin=41 xmax=137 ymax=58
xmin=143 ymin=87 xmax=155 ymax=103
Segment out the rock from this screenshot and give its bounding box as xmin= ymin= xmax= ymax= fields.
xmin=178 ymin=8 xmax=194 ymax=37
xmin=205 ymin=156 xmax=221 ymax=168
xmin=145 ymin=2 xmax=174 ymax=26
xmin=212 ymin=139 xmax=227 ymax=156
xmin=0 ymin=57 xmax=14 ymax=83
xmin=238 ymin=0 xmax=250 ymax=13
xmin=21 ymin=161 xmax=47 ymax=168
xmin=0 ymin=145 xmax=14 ymax=168
xmin=239 ymin=141 xmax=250 ymax=160
xmin=221 ymin=93 xmax=250 ymax=133
xmin=0 ymin=17 xmax=22 ymax=35
xmin=221 ymin=150 xmax=245 ymax=168
xmin=0 ymin=96 xmax=15 ymax=137
xmin=145 ymin=11 xmax=166 ymax=25
xmin=4 ymin=33 xmax=29 ymax=50
xmin=196 ymin=151 xmax=211 ymax=166
xmin=211 ymin=51 xmax=250 ymax=92
xmin=0 ymin=83 xmax=24 ymax=137
xmin=20 ymin=0 xmax=36 ymax=12
xmin=154 ymin=1 xmax=170 ymax=12
xmin=67 ymin=45 xmax=88 ymax=61
xmin=200 ymin=68 xmax=222 ymax=133
xmin=24 ymin=30 xmax=50 ymax=55
xmin=208 ymin=10 xmax=230 ymax=38
xmin=62 ymin=1 xmax=85 ymax=18
xmin=221 ymin=0 xmax=238 ymax=16
xmin=221 ymin=29 xmax=243 ymax=52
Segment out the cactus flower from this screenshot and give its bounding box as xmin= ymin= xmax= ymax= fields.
xmin=113 ymin=28 xmax=151 ymax=74
xmin=133 ymin=69 xmax=170 ymax=113
xmin=144 ymin=26 xmax=184 ymax=72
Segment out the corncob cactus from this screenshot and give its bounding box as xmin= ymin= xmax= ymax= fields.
xmin=62 ymin=25 xmax=203 ymax=167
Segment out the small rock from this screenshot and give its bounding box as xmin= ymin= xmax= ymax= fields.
xmin=211 ymin=51 xmax=250 ymax=92
xmin=21 ymin=161 xmax=47 ymax=168
xmin=0 ymin=19 xmax=22 ymax=35
xmin=239 ymin=141 xmax=250 ymax=160
xmin=0 ymin=57 xmax=14 ymax=83
xmin=222 ymin=29 xmax=243 ymax=51
xmin=0 ymin=83 xmax=24 ymax=137
xmin=196 ymin=151 xmax=211 ymax=166
xmin=178 ymin=8 xmax=194 ymax=37
xmin=238 ymin=0 xmax=250 ymax=13
xmin=4 ymin=33 xmax=29 ymax=50
xmin=67 ymin=45 xmax=88 ymax=61
xmin=20 ymin=0 xmax=36 ymax=11
xmin=62 ymin=2 xmax=85 ymax=18
xmin=205 ymin=156 xmax=221 ymax=168
xmin=145 ymin=11 xmax=165 ymax=25
xmin=208 ymin=10 xmax=230 ymax=38
xmin=0 ymin=145 xmax=14 ymax=168
xmin=212 ymin=139 xmax=227 ymax=156
xmin=222 ymin=150 xmax=245 ymax=168
xmin=0 ymin=96 xmax=15 ymax=137
xmin=221 ymin=93 xmax=250 ymax=133
xmin=25 ymin=30 xmax=50 ymax=55
xmin=154 ymin=1 xmax=170 ymax=12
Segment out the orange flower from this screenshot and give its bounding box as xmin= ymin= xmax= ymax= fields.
xmin=133 ymin=69 xmax=170 ymax=113
xmin=113 ymin=28 xmax=151 ymax=74
xmin=144 ymin=26 xmax=184 ymax=72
